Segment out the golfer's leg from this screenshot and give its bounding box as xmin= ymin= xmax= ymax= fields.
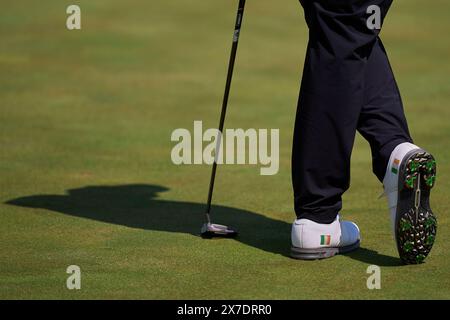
xmin=292 ymin=68 xmax=362 ymax=224
xmin=292 ymin=0 xmax=390 ymax=224
xmin=357 ymin=35 xmax=437 ymax=264
xmin=358 ymin=38 xmax=413 ymax=181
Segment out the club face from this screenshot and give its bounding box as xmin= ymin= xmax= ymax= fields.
xmin=200 ymin=223 xmax=238 ymax=239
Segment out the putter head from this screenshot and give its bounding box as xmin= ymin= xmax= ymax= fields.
xmin=200 ymin=222 xmax=238 ymax=239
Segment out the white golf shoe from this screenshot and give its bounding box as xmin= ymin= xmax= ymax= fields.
xmin=382 ymin=142 xmax=437 ymax=264
xmin=291 ymin=215 xmax=360 ymax=260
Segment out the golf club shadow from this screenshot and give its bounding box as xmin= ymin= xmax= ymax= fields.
xmin=5 ymin=184 xmax=402 ymax=265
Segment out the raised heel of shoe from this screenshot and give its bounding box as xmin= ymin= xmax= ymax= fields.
xmin=397 ymin=151 xmax=437 ymax=264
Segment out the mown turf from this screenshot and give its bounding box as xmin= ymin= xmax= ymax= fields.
xmin=0 ymin=0 xmax=449 ymax=299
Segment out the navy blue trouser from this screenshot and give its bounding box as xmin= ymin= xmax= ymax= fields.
xmin=292 ymin=0 xmax=413 ymax=223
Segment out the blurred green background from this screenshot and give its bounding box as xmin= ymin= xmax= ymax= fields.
xmin=0 ymin=0 xmax=449 ymax=299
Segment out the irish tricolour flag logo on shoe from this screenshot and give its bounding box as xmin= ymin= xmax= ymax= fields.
xmin=320 ymin=235 xmax=331 ymax=246
xmin=391 ymin=158 xmax=400 ymax=174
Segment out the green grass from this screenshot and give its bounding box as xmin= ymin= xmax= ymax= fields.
xmin=1 ymin=0 xmax=449 ymax=299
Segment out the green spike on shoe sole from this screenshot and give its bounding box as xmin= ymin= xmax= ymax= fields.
xmin=416 ymin=254 xmax=426 ymax=264
xmin=425 ymin=160 xmax=436 ymax=173
xmin=426 ymin=235 xmax=435 ymax=246
xmin=403 ymin=241 xmax=414 ymax=253
xmin=405 ymin=175 xmax=417 ymax=189
xmin=400 ymin=219 xmax=412 ymax=232
xmin=425 ymin=175 xmax=436 ymax=188
xmin=425 ymin=217 xmax=436 ymax=229
xmin=409 ymin=160 xmax=419 ymax=173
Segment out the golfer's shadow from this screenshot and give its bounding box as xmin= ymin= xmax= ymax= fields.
xmin=5 ymin=184 xmax=401 ymax=265
xmin=6 ymin=184 xmax=291 ymax=256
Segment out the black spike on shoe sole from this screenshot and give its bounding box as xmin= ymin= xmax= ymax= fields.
xmin=396 ymin=150 xmax=437 ymax=264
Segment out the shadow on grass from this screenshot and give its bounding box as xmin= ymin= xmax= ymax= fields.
xmin=346 ymin=247 xmax=402 ymax=267
xmin=5 ymin=184 xmax=402 ymax=265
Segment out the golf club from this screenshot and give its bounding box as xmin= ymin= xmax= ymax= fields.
xmin=201 ymin=0 xmax=246 ymax=239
